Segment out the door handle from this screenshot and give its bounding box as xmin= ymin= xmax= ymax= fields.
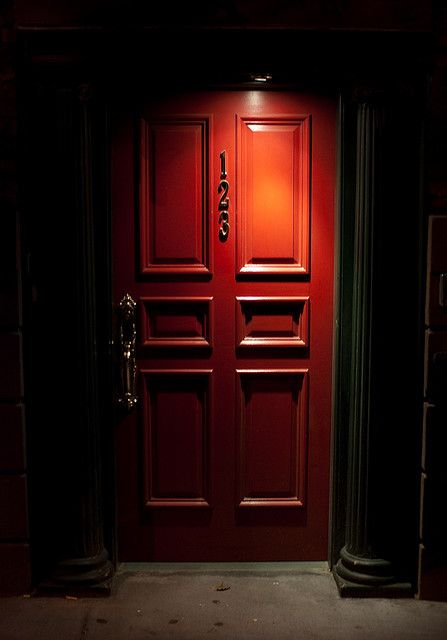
xmin=118 ymin=293 xmax=138 ymax=411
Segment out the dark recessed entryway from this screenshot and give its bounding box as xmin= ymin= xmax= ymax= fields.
xmin=20 ymin=26 xmax=426 ymax=597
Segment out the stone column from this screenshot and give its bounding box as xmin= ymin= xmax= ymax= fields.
xmin=40 ymin=85 xmax=113 ymax=592
xmin=333 ymin=99 xmax=413 ymax=596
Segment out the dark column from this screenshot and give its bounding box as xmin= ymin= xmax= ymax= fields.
xmin=332 ymin=99 xmax=414 ymax=596
xmin=46 ymin=86 xmax=112 ymax=591
xmin=25 ymin=81 xmax=113 ymax=593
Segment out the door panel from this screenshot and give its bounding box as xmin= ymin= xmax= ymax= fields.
xmin=113 ymin=90 xmax=335 ymax=561
xmin=236 ymin=115 xmax=310 ymax=275
xmin=142 ymin=370 xmax=211 ymax=509
xmin=139 ymin=117 xmax=211 ymax=275
xmin=140 ymin=297 xmax=213 ymax=349
xmin=236 ymin=297 xmax=309 ymax=349
xmin=236 ymin=369 xmax=308 ymax=509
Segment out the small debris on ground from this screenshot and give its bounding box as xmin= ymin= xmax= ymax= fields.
xmin=215 ymin=582 xmax=230 ymax=592
xmin=65 ymin=596 xmax=78 ymax=601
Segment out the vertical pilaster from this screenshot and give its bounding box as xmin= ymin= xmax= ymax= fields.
xmin=46 ymin=86 xmax=112 ymax=590
xmin=24 ymin=80 xmax=113 ymax=592
xmin=333 ymin=99 xmax=413 ymax=596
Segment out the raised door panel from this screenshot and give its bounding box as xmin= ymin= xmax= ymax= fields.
xmin=141 ymin=370 xmax=212 ymax=508
xmin=236 ymin=296 xmax=309 ymax=348
xmin=236 ymin=116 xmax=310 ymax=276
xmin=139 ymin=117 xmax=211 ymax=275
xmin=236 ymin=370 xmax=308 ymax=508
xmin=140 ymin=297 xmax=213 ymax=349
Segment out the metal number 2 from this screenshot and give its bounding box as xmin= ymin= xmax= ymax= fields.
xmin=218 ymin=150 xmax=230 ymax=241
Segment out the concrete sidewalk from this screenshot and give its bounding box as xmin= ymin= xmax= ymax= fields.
xmin=1 ymin=563 xmax=447 ymax=639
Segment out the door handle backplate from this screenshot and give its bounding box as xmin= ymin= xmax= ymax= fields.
xmin=117 ymin=293 xmax=138 ymax=411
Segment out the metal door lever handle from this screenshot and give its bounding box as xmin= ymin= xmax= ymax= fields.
xmin=118 ymin=293 xmax=138 ymax=411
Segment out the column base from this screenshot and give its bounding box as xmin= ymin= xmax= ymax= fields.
xmin=333 ymin=546 xmax=413 ymax=598
xmin=38 ymin=549 xmax=114 ymax=596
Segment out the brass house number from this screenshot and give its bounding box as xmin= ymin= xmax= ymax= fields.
xmin=218 ymin=150 xmax=230 ymax=241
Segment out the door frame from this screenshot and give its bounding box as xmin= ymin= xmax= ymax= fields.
xmin=19 ymin=26 xmax=429 ymax=594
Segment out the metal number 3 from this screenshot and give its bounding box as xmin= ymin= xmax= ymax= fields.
xmin=218 ymin=150 xmax=230 ymax=241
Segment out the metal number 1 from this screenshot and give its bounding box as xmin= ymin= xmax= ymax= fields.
xmin=218 ymin=150 xmax=230 ymax=241
xmin=220 ymin=150 xmax=227 ymax=179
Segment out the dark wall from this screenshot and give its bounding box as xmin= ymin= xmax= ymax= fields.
xmin=419 ymin=1 xmax=447 ymax=601
xmin=0 ymin=1 xmax=31 ymax=595
xmin=14 ymin=0 xmax=432 ymax=29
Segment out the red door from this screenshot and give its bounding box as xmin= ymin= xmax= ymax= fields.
xmin=113 ymin=90 xmax=335 ymax=561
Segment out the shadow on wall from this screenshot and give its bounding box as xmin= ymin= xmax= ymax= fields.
xmin=15 ymin=0 xmax=432 ymax=30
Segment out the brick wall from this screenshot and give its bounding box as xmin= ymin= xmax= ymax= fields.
xmin=0 ymin=2 xmax=31 ymax=595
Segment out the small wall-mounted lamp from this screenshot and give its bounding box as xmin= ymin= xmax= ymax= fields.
xmin=250 ymin=73 xmax=273 ymax=83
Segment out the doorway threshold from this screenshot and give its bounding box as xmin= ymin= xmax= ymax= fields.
xmin=117 ymin=562 xmax=329 ymax=577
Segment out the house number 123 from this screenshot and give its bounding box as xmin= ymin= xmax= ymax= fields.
xmin=218 ymin=150 xmax=230 ymax=241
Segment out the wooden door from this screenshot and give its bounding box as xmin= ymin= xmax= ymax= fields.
xmin=113 ymin=90 xmax=335 ymax=561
